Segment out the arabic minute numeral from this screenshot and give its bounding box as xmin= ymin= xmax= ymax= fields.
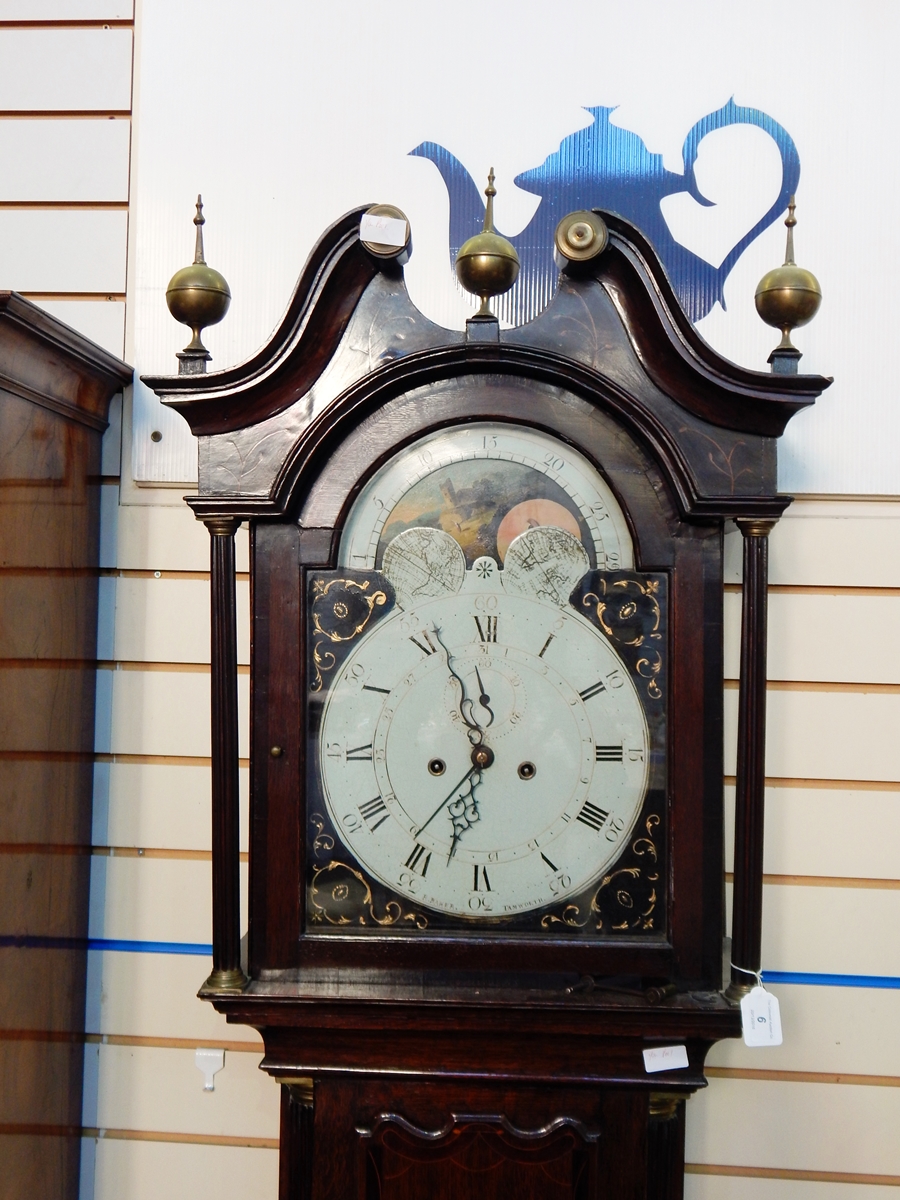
xmin=404 ymin=843 xmax=431 ymax=877
xmin=474 ymin=615 xmax=498 ymax=643
xmin=345 ymin=743 xmax=373 ymax=762
xmin=604 ymin=816 xmax=626 ymax=843
xmin=579 ymin=680 xmax=606 ymax=702
xmin=409 ymin=630 xmax=438 ymax=656
xmin=576 ymin=801 xmax=610 ymax=832
xmin=358 ymin=796 xmax=390 ymax=831
xmin=595 ymin=744 xmax=623 ymax=762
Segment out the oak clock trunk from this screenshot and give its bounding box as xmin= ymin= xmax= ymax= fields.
xmin=145 ymin=206 xmax=829 ymax=1200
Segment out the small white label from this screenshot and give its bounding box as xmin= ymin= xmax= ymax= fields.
xmin=360 ymin=213 xmax=408 ymax=248
xmin=740 ymin=985 xmax=783 ymax=1047
xmin=643 ymin=1044 xmax=689 ymax=1073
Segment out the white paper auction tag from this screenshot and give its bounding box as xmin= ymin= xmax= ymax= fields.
xmin=359 ymin=213 xmax=408 ymax=248
xmin=740 ymin=985 xmax=783 ymax=1047
xmin=642 ymin=1044 xmax=689 ymax=1073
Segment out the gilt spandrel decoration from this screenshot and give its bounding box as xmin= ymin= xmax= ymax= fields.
xmin=309 ymin=576 xmax=393 ymax=692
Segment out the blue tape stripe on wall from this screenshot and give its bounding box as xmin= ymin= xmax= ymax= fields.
xmin=0 ymin=934 xmax=212 ymax=956
xmin=763 ymin=971 xmax=900 ymax=990
xmin=4 ymin=934 xmax=900 ymax=986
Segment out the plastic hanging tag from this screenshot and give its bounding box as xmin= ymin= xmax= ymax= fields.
xmin=740 ymin=985 xmax=782 ymax=1047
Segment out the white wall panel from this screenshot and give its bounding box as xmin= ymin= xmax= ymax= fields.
xmin=88 ymin=857 xmax=247 ymax=944
xmin=724 ymin=688 xmax=900 ymax=783
xmin=707 ymin=983 xmax=900 ymax=1076
xmin=101 ymin=762 xmax=248 ymax=852
xmin=772 ymin=505 xmax=900 ymax=587
xmin=93 ymin=1140 xmax=277 ymax=1200
xmin=725 ymin=592 xmax=900 ymax=684
xmin=106 ymin=668 xmax=249 ymax=758
xmin=687 ymin=1078 xmax=900 ymax=1175
xmin=756 ymin=883 xmax=900 ymax=977
xmin=0 ymin=118 xmax=129 ymax=199
xmin=0 ymin=29 xmax=132 ymax=110
xmin=94 ymin=1043 xmax=278 ymax=1139
xmin=114 ymin=505 xmax=248 ymax=572
xmin=129 ymin=0 xmax=900 ymax=491
xmin=686 ymin=1175 xmax=897 ymax=1200
xmin=34 ymin=298 xmax=125 ymax=356
xmin=85 ymin=950 xmax=257 ymax=1042
xmin=113 ymin=576 xmax=250 ymax=664
xmin=724 ymin=784 xmax=900 ymax=880
xmin=726 ymin=503 xmax=900 ymax=588
xmin=0 ymin=208 xmax=126 ymax=291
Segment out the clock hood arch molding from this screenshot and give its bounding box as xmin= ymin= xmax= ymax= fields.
xmin=143 ymin=206 xmax=830 ymax=528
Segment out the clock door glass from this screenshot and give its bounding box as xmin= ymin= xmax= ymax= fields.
xmin=307 ymin=423 xmax=666 ymax=938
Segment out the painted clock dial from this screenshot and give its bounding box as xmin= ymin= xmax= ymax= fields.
xmin=339 ymin=421 xmax=634 ymax=573
xmin=307 ymin=422 xmax=666 ymax=934
xmin=317 ymin=554 xmax=649 ymax=918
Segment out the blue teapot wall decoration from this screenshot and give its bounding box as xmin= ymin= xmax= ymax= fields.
xmin=411 ymin=98 xmax=799 ymax=326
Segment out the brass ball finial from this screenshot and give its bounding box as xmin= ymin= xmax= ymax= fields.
xmin=455 ymin=168 xmax=520 ymax=318
xmin=166 ymin=196 xmax=232 ymax=374
xmin=755 ymin=196 xmax=822 ymax=371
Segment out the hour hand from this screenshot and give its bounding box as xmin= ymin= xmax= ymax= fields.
xmin=447 ymin=773 xmax=482 ymax=861
xmin=416 ymin=764 xmax=477 ymax=837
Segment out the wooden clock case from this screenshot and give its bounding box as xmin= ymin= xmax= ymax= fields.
xmin=144 ymin=209 xmax=829 ymax=1200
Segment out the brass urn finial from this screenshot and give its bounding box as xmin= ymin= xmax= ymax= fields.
xmin=754 ymin=196 xmax=822 ymax=374
xmin=455 ymin=168 xmax=520 ymax=318
xmin=166 ymin=195 xmax=232 ymax=375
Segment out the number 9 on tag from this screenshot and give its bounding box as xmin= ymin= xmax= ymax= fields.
xmin=740 ymin=985 xmax=783 ymax=1047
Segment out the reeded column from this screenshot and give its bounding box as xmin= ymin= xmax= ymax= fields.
xmin=726 ymin=518 xmax=776 ymax=1001
xmin=201 ymin=515 xmax=247 ymax=993
xmin=279 ymin=1080 xmax=315 ymax=1200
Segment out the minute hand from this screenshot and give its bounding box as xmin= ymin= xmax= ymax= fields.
xmin=415 ymin=765 xmax=478 ymax=837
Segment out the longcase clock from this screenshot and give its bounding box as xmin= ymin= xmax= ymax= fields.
xmin=145 ymin=203 xmax=829 ymax=1200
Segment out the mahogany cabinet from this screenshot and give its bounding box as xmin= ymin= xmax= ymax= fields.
xmin=0 ymin=294 xmax=131 ymax=1200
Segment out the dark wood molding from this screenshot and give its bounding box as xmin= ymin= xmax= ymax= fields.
xmin=595 ymin=216 xmax=830 ymax=435
xmin=0 ymin=291 xmax=132 ymax=431
xmin=142 ymin=209 xmax=379 ymax=436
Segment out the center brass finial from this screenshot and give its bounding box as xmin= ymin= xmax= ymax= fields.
xmin=455 ymin=169 xmax=520 ymax=318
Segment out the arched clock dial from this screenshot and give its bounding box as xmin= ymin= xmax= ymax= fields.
xmin=339 ymin=421 xmax=633 ymax=573
xmin=318 ymin=550 xmax=649 ymax=919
